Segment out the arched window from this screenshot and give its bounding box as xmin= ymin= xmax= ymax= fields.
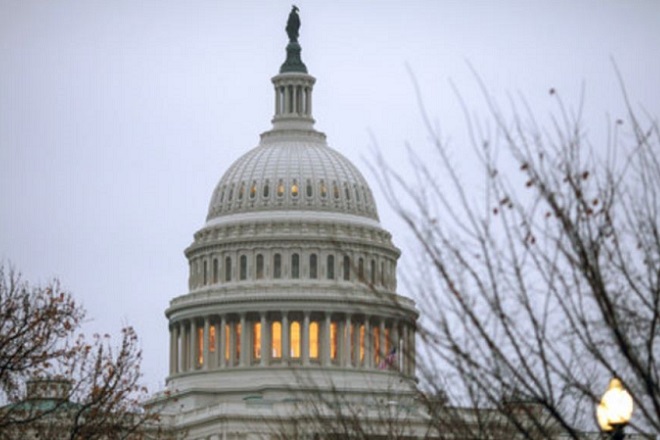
xmin=203 ymin=260 xmax=208 ymax=285
xmin=238 ymin=181 xmax=245 ymax=200
xmin=253 ymin=322 xmax=261 ymax=360
xmin=250 ymin=180 xmax=257 ymax=199
xmin=320 ymin=180 xmax=327 ymax=198
xmin=333 ymin=181 xmax=340 ymax=199
xmin=213 ymin=258 xmax=219 ymax=284
xmin=290 ymin=321 xmax=301 ymax=358
xmin=343 ymin=256 xmax=350 ymax=281
xmin=291 ymin=253 xmax=300 ymax=279
xmin=309 ymin=254 xmax=317 ymax=279
xmin=272 ymin=322 xmax=282 ymax=358
xmin=273 ymin=254 xmax=282 ymax=279
xmin=228 ymin=184 xmax=234 ymax=201
xmin=359 ymin=324 xmax=365 ymax=363
xmin=225 ymin=257 xmax=232 ymax=282
xmin=306 ymin=179 xmax=313 ymax=197
xmin=277 ymin=179 xmax=285 ymax=198
xmin=209 ymin=325 xmax=216 ymax=354
xmin=358 ymin=258 xmax=364 ymax=282
xmin=309 ymin=321 xmax=319 ymax=359
xmin=263 ymin=179 xmax=270 ymax=198
xmin=344 ymin=182 xmax=351 ymax=200
xmin=240 ymin=255 xmax=247 ymax=280
xmin=354 ymin=184 xmax=360 ymax=202
xmin=291 ymin=179 xmax=299 ymax=197
xmin=327 ymin=255 xmax=335 ymax=279
xmin=370 ymin=259 xmax=376 ymax=285
xmin=256 ymin=254 xmax=264 ymax=279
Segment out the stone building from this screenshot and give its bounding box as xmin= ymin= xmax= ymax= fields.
xmin=151 ymin=8 xmax=420 ymax=439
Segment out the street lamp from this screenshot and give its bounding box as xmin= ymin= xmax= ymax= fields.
xmin=596 ymin=378 xmax=633 ymax=440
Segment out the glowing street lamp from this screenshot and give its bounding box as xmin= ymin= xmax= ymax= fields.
xmin=596 ymin=378 xmax=633 ymax=440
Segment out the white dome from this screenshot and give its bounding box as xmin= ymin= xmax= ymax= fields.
xmin=206 ymin=134 xmax=379 ymax=222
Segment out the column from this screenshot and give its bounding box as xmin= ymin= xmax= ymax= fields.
xmin=343 ymin=315 xmax=352 ymax=368
xmin=364 ymin=318 xmax=372 ymax=369
xmin=409 ymin=325 xmax=416 ymax=376
xmin=229 ymin=319 xmax=236 ymax=367
xmin=402 ymin=324 xmax=409 ymax=375
xmin=203 ymin=317 xmax=210 ymax=370
xmin=302 ymin=312 xmax=310 ymax=366
xmin=181 ymin=323 xmax=188 ymax=372
xmin=379 ymin=319 xmax=386 ymax=367
xmin=323 ymin=314 xmax=331 ymax=367
xmin=213 ymin=318 xmax=220 ymax=369
xmin=391 ymin=321 xmax=399 ymax=371
xmin=190 ymin=320 xmax=197 ymax=370
xmin=353 ymin=318 xmax=361 ymax=368
xmin=169 ymin=325 xmax=176 ymax=374
xmin=239 ymin=314 xmax=247 ymax=367
xmin=174 ymin=323 xmax=181 ymax=373
xmin=260 ymin=313 xmax=268 ymax=366
xmin=282 ymin=312 xmax=290 ymax=363
xmin=292 ymin=85 xmax=298 ymax=114
xmin=219 ymin=316 xmax=227 ymax=368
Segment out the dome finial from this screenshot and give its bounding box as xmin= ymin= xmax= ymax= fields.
xmin=280 ymin=6 xmax=307 ymax=73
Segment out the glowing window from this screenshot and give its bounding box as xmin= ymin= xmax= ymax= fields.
xmin=320 ymin=180 xmax=327 ymax=198
xmin=310 ymin=321 xmax=319 ymax=359
xmin=250 ymin=180 xmax=257 ymax=199
xmin=235 ymin=323 xmax=241 ymax=363
xmin=291 ymin=179 xmax=299 ymax=197
xmin=272 ymin=321 xmax=282 ymax=358
xmin=225 ymin=323 xmax=230 ymax=362
xmin=290 ymin=321 xmax=301 ymax=358
xmin=330 ymin=322 xmax=338 ymax=360
xmin=225 ymin=257 xmax=232 ymax=282
xmin=384 ymin=327 xmax=390 ymax=355
xmin=240 ymin=255 xmax=247 ymax=280
xmin=210 ymin=325 xmax=216 ymax=353
xmin=277 ymin=179 xmax=285 ymax=197
xmin=327 ymin=255 xmax=335 ymax=279
xmin=309 ymin=254 xmax=317 ymax=279
xmin=256 ymin=254 xmax=264 ymax=279
xmin=359 ymin=324 xmax=365 ymax=362
xmin=273 ymin=254 xmax=282 ymax=279
xmin=197 ymin=326 xmax=203 ymax=366
xmin=238 ymin=181 xmax=245 ymax=200
xmin=343 ymin=256 xmax=350 ymax=281
xmin=253 ymin=322 xmax=261 ymax=360
xmin=291 ymin=253 xmax=300 ymax=279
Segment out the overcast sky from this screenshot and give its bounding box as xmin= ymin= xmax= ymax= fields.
xmin=1 ymin=1 xmax=659 ymax=391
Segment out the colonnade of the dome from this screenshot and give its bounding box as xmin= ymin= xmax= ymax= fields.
xmin=168 ymin=311 xmax=416 ymax=377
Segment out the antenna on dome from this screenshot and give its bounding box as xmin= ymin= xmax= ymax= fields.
xmin=280 ymin=6 xmax=307 ymax=73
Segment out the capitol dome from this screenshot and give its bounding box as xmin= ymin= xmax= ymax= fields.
xmin=156 ymin=9 xmax=419 ymax=438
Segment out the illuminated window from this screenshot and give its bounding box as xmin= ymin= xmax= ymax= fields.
xmin=384 ymin=327 xmax=390 ymax=355
xmin=238 ymin=181 xmax=245 ymax=200
xmin=253 ymin=322 xmax=261 ymax=360
xmin=343 ymin=256 xmax=350 ymax=281
xmin=373 ymin=326 xmax=380 ymax=365
xmin=330 ymin=322 xmax=338 ymax=360
xmin=291 ymin=179 xmax=299 ymax=197
xmin=263 ymin=179 xmax=270 ymax=198
xmin=306 ymin=179 xmax=313 ymax=197
xmin=203 ymin=260 xmax=208 ymax=285
xmin=327 ymin=255 xmax=335 ymax=279
xmin=277 ymin=179 xmax=285 ymax=198
xmin=225 ymin=323 xmax=230 ymax=362
xmin=358 ymin=258 xmax=364 ymax=282
xmin=273 ymin=254 xmax=282 ymax=279
xmin=225 ymin=257 xmax=232 ymax=282
xmin=320 ymin=180 xmax=327 ymax=198
xmin=291 ymin=253 xmax=300 ymax=279
xmin=250 ymin=180 xmax=257 ymax=199
xmin=210 ymin=325 xmax=216 ymax=353
xmin=309 ymin=321 xmax=319 ymax=359
xmin=197 ymin=327 xmax=204 ymax=366
xmin=359 ymin=324 xmax=365 ymax=362
xmin=213 ymin=258 xmax=219 ymax=283
xmin=309 ymin=254 xmax=317 ymax=279
xmin=272 ymin=321 xmax=282 ymax=358
xmin=240 ymin=255 xmax=247 ymax=280
xmin=370 ymin=260 xmax=376 ymax=285
xmin=290 ymin=321 xmax=301 ymax=358
xmin=256 ymin=254 xmax=264 ymax=279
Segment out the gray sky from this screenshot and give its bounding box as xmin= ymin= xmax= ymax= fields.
xmin=1 ymin=0 xmax=659 ymax=391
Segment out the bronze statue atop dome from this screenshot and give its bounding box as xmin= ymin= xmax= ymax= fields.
xmin=286 ymin=5 xmax=300 ymax=43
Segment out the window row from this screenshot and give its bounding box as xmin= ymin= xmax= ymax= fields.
xmin=213 ymin=178 xmax=373 ymax=209
xmin=170 ymin=315 xmax=415 ymax=376
xmin=190 ymin=252 xmax=395 ymax=289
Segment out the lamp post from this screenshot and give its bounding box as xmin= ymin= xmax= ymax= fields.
xmin=596 ymin=378 xmax=633 ymax=440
